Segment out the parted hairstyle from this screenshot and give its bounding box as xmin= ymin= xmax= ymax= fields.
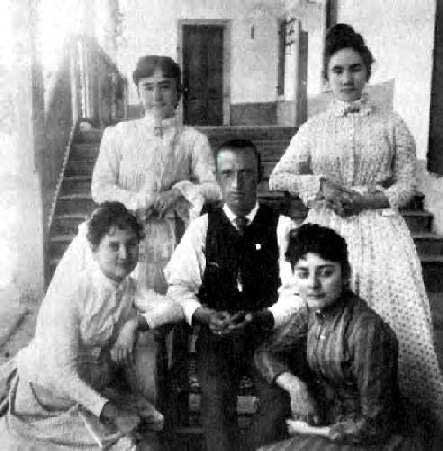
xmin=216 ymin=139 xmax=263 ymax=182
xmin=132 ymin=55 xmax=182 ymax=98
xmin=87 ymin=201 xmax=144 ymax=248
xmin=286 ymin=223 xmax=351 ymax=280
xmin=323 ymin=23 xmax=375 ymax=81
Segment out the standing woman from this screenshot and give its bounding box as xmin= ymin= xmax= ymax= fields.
xmin=269 ymin=24 xmax=443 ymax=429
xmin=47 ymin=55 xmax=220 ymax=401
xmin=50 ymin=55 xmax=220 ymax=313
xmin=91 ymin=54 xmax=220 ymax=294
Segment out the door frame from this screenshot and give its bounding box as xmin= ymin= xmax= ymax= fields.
xmin=177 ymin=19 xmax=231 ymax=126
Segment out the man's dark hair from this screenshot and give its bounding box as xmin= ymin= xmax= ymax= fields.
xmin=216 ymin=139 xmax=263 ymax=182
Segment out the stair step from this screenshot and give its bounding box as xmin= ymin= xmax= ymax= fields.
xmin=65 ymin=159 xmax=97 ymax=177
xmin=61 ymin=176 xmax=92 ymax=195
xmin=54 ymin=193 xmax=97 ymax=216
xmin=421 ymin=255 xmax=443 ymax=292
xmin=76 ymin=128 xmax=103 ymax=143
xmin=51 ymin=213 xmax=87 ymax=235
xmin=70 ymin=143 xmax=100 ymax=160
xmin=413 ymin=233 xmax=443 ymax=255
xmin=48 ymin=234 xmax=75 ymax=260
xmin=402 ymin=210 xmax=433 ymax=233
xmin=199 ymin=126 xmax=297 ymax=141
xmin=429 ymin=293 xmax=443 ymax=330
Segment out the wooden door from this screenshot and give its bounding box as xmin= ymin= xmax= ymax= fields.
xmin=182 ymin=25 xmax=224 ymax=126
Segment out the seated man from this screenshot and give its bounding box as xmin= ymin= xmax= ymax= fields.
xmin=165 ymin=139 xmax=302 ymax=451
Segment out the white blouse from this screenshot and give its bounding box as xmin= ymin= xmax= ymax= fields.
xmin=16 ymin=264 xmax=137 ymax=417
xmin=91 ymin=112 xmax=221 ymax=217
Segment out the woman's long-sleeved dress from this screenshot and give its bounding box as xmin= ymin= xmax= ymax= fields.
xmin=48 ymin=113 xmax=220 ymax=326
xmin=269 ymin=96 xmax=443 ymax=425
xmin=0 ymin=264 xmax=163 ymax=450
xmin=90 ymin=112 xmax=220 ymax=294
xmin=255 ymin=292 xmax=423 ymax=450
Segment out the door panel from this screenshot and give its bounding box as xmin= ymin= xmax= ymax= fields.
xmin=183 ymin=25 xmax=223 ymax=126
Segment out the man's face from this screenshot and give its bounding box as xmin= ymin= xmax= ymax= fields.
xmin=216 ymin=147 xmax=258 ymax=216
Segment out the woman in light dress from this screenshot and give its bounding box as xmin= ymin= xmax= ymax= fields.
xmin=51 ymin=55 xmax=219 ymax=300
xmin=0 ymin=203 xmax=163 ymax=450
xmin=46 ymin=55 xmax=220 ymax=397
xmin=269 ymin=23 xmax=443 ymax=435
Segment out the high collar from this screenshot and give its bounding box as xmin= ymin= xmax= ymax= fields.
xmin=331 ymin=92 xmax=372 ymax=118
xmin=223 ymin=202 xmax=259 ymax=228
xmin=311 ymin=290 xmax=352 ymax=321
xmin=142 ymin=111 xmax=178 ymax=130
xmin=90 ymin=260 xmax=129 ymax=293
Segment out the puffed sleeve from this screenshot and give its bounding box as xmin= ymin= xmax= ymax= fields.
xmin=164 ymin=214 xmax=208 ymax=325
xmin=378 ymin=113 xmax=417 ymax=210
xmin=269 ymin=122 xmax=324 ymax=205
xmin=91 ymin=126 xmax=156 ymax=210
xmin=172 ymin=131 xmax=221 ymax=219
xmin=328 ymin=314 xmax=398 ymax=444
xmin=32 ymin=282 xmax=108 ymax=417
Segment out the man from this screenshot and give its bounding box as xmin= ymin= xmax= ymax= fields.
xmin=165 ymin=139 xmax=302 ymax=450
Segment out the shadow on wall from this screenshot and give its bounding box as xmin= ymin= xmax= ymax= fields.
xmin=308 ymin=78 xmax=395 ymax=117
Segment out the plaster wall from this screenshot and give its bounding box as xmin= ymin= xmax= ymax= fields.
xmin=117 ymin=0 xmax=285 ymax=106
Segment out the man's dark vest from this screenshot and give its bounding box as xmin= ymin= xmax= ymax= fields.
xmin=198 ymin=205 xmax=280 ymax=313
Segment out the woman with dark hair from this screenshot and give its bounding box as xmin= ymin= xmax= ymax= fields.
xmin=0 ymin=202 xmax=163 ymax=450
xmin=91 ymin=54 xmax=220 ymax=293
xmin=45 ymin=55 xmax=221 ymax=399
xmin=269 ymin=24 xmax=443 ymax=429
xmin=51 ymin=54 xmax=220 ymax=302
xmin=256 ymin=224 xmax=424 ymax=450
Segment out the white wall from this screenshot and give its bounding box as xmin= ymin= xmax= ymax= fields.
xmin=0 ymin=1 xmax=44 ymax=306
xmin=337 ymin=0 xmax=435 ymax=161
xmin=117 ymin=0 xmax=285 ymax=105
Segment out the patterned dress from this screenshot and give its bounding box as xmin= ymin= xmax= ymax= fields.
xmin=255 ymin=292 xmax=424 ymax=450
xmin=269 ymin=95 xmax=443 ymax=426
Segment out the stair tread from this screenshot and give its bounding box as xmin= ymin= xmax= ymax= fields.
xmin=54 ymin=212 xmax=88 ymax=219
xmin=401 ymin=210 xmax=433 ymax=217
xmin=50 ymin=234 xmax=76 ymax=243
xmin=419 ymin=254 xmax=443 ymax=262
xmin=59 ymin=193 xmax=92 ymax=200
xmin=412 ymin=232 xmax=443 ymax=239
xmin=63 ymin=175 xmax=91 ymax=181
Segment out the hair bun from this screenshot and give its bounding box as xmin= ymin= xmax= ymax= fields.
xmin=327 ymin=23 xmax=355 ymax=38
xmin=326 ymin=23 xmax=365 ymax=48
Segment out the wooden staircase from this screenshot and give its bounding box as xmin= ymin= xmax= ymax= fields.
xmin=47 ymin=125 xmax=443 ymax=345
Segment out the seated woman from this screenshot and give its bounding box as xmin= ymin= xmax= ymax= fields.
xmin=255 ymin=224 xmax=423 ymax=450
xmin=0 ymin=202 xmax=163 ymax=450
